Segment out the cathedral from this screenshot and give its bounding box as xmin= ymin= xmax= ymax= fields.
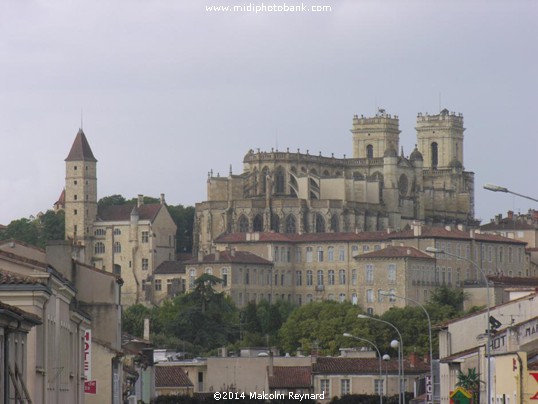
xmin=194 ymin=109 xmax=475 ymax=254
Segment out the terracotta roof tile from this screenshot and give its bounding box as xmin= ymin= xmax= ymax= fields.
xmin=97 ymin=204 xmax=162 ymax=222
xmin=268 ymin=366 xmax=311 ymax=389
xmin=0 ymin=269 xmax=38 ymax=285
xmin=312 ymin=357 xmax=429 ymax=374
xmin=215 ymin=231 xmax=389 ymax=244
xmin=65 ymin=129 xmax=97 ymax=162
xmin=184 ymin=251 xmax=272 ymax=265
xmin=155 ymin=366 xmax=193 ymax=388
xmin=357 ymin=246 xmax=434 ymax=260
xmin=389 ymin=227 xmax=526 ymax=245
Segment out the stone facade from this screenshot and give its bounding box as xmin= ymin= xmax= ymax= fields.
xmin=210 ymin=223 xmax=528 ymax=314
xmin=194 ymin=109 xmax=475 ymax=255
xmin=62 ymin=130 xmax=177 ymax=306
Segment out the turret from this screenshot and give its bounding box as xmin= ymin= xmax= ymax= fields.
xmin=351 ymin=109 xmax=401 ymax=159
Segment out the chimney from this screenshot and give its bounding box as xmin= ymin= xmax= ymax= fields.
xmin=143 ymin=318 xmax=150 ymax=340
xmin=160 ymin=193 xmax=166 ymax=204
xmin=408 ymin=352 xmax=419 ymax=368
xmin=495 ymin=214 xmax=502 ymax=224
xmin=138 ymin=194 xmax=144 ymax=208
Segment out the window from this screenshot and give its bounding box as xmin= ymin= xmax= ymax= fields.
xmin=374 ymin=245 xmax=381 ymax=251
xmin=320 ymin=379 xmax=330 ymax=396
xmin=328 ymin=247 xmax=334 ymax=262
xmin=339 ymin=247 xmax=345 ymax=261
xmin=222 ymin=268 xmax=228 ymax=286
xmin=317 ymin=247 xmax=324 ymax=262
xmin=74 ymin=209 xmax=78 ymax=215
xmin=367 ymin=289 xmax=374 ymax=303
xmin=317 ymin=270 xmax=324 ymax=286
xmin=114 ymin=242 xmax=121 ymax=253
xmin=315 ymin=214 xmax=325 ymax=233
xmin=295 ymin=248 xmax=302 ymax=263
xmin=339 ymin=270 xmax=346 ymax=285
xmin=245 ymin=269 xmax=250 ymax=285
xmin=339 ymin=293 xmax=346 ymax=303
xmin=351 ymin=269 xmax=357 ymax=286
xmin=341 ymin=379 xmax=350 ymax=396
xmin=275 ymin=166 xmax=285 ymax=193
xmin=366 ymin=307 xmax=374 ymax=315
xmin=189 ymin=269 xmax=196 ymax=287
xmin=388 ymin=264 xmax=396 ymax=284
xmin=142 ymin=258 xmax=149 ymax=271
xmin=271 ymin=215 xmax=280 ymax=232
xmin=285 ymin=215 xmax=296 ymax=233
xmin=142 ymin=231 xmax=149 ymax=243
xmin=306 ymin=247 xmax=313 ymax=263
xmin=274 ymin=246 xmax=279 ymax=262
xmin=238 ymin=215 xmax=249 ymax=232
xmin=306 ymin=270 xmax=313 ymax=286
xmin=74 ymin=194 xmax=78 ymax=200
xmin=366 ymin=264 xmax=374 ymax=284
xmin=94 ymin=228 xmax=105 ymax=236
xmin=113 ymin=264 xmax=121 ymax=276
xmin=389 ymin=289 xmax=396 ymax=303
xmin=253 ymin=215 xmax=263 ymax=232
xmin=94 ymin=242 xmax=105 ymax=254
xmin=378 ymin=289 xmax=384 ymax=303
xmin=328 ymin=270 xmax=335 ymax=285
xmin=331 ymin=214 xmax=339 ymax=232
xmin=363 ymin=245 xmax=370 ymax=252
xmin=113 ymin=228 xmax=121 ymax=235
xmin=296 ymin=271 xmax=302 ymax=286
xmin=155 ymin=279 xmax=162 ymax=291
xmin=375 ymin=379 xmax=384 ymax=395
xmin=352 ymin=245 xmax=359 ymax=256
xmin=366 ymin=144 xmax=373 ymax=159
xmin=352 ymin=293 xmax=358 ymax=305
xmin=431 ymin=142 xmax=438 ymax=168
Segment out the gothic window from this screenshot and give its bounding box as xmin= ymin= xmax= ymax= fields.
xmin=114 ymin=228 xmax=121 ymax=235
xmin=262 ymin=167 xmax=270 ymax=194
xmin=94 ymin=228 xmax=105 ymax=236
xmin=275 ymin=166 xmax=285 ymax=194
xmin=238 ymin=215 xmax=249 ymax=232
xmin=310 ymin=168 xmax=318 ymax=176
xmin=431 ymin=142 xmax=438 ymax=168
xmin=253 ymin=215 xmax=263 ymax=232
xmin=315 ymin=214 xmax=325 ymax=233
xmin=398 ymin=174 xmax=408 ymax=197
xmin=285 ymin=214 xmax=296 ymax=234
xmin=114 ymin=242 xmax=121 ymax=253
xmin=330 ymin=214 xmax=339 ymax=232
xmin=366 ymin=144 xmax=374 ymax=159
xmin=94 ymin=242 xmax=105 ymax=254
xmin=271 ymin=215 xmax=280 ymax=232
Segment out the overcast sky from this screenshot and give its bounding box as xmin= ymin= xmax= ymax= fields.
xmin=1 ymin=0 xmax=537 ymax=226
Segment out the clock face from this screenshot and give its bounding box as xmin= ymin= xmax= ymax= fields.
xmin=398 ymin=174 xmax=408 ymax=197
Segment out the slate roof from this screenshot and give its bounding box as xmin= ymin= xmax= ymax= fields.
xmin=356 ymin=246 xmax=433 ymax=260
xmin=65 ymin=129 xmax=97 ymax=162
xmin=155 ymin=366 xmax=193 ymax=388
xmin=97 ymin=204 xmax=162 ymax=222
xmin=154 ymin=261 xmax=186 ymax=275
xmin=184 ymin=250 xmax=272 ymax=265
xmin=312 ymin=357 xmax=429 ymax=374
xmin=268 ymin=366 xmax=311 ymax=389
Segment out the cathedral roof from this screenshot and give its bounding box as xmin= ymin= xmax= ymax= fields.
xmin=65 ymin=129 xmax=97 ymax=162
xmin=97 ymin=203 xmax=162 ymax=222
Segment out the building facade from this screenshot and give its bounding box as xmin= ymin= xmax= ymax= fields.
xmin=194 ymin=109 xmax=476 ymax=255
xmin=62 ymin=129 xmax=177 ymax=306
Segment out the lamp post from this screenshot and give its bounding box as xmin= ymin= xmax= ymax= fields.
xmin=383 ymin=354 xmax=390 ymax=399
xmin=358 ymin=314 xmax=404 ymax=404
xmin=343 ymin=333 xmax=383 ymax=404
xmin=484 ymin=183 xmax=538 ymax=203
xmin=381 ymin=291 xmax=434 ymax=404
xmin=426 ymin=246 xmax=491 ymax=404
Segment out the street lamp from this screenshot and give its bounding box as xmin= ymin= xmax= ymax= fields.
xmin=381 ymin=290 xmax=434 ymax=404
xmin=383 ymin=354 xmax=390 ymax=399
xmin=343 ymin=333 xmax=383 ymax=404
xmin=484 ymin=183 xmax=538 ymax=203
xmin=426 ymin=246 xmax=491 ymax=404
xmin=358 ymin=314 xmax=404 ymax=404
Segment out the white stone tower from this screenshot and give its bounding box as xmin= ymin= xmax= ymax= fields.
xmin=64 ymin=129 xmax=97 ymax=246
xmin=415 ymin=109 xmax=465 ymax=169
xmin=351 ymin=109 xmax=401 ymax=159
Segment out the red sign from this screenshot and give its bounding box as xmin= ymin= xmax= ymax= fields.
xmin=84 ymin=380 xmax=97 ymax=394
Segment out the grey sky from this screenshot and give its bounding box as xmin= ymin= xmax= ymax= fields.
xmin=1 ymin=0 xmax=537 ymax=225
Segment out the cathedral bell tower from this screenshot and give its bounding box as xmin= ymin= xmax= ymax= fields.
xmin=64 ymin=129 xmax=97 ymax=247
xmin=351 ymin=109 xmax=401 ymax=159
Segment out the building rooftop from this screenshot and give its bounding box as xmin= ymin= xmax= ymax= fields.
xmin=155 ymin=365 xmax=193 ymax=388
xmin=268 ymin=366 xmax=312 ymax=389
xmin=357 ymin=245 xmax=433 ymax=260
xmin=154 ymin=261 xmax=185 ymax=275
xmin=97 ymin=203 xmax=162 ymax=222
xmin=185 ymin=250 xmax=272 ymax=265
xmin=65 ymin=129 xmax=97 ymax=162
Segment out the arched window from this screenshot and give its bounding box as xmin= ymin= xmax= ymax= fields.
xmin=114 ymin=242 xmax=121 ymax=253
xmin=271 ymin=215 xmax=280 ymax=233
xmin=238 ymin=215 xmax=249 ymax=232
xmin=275 ymin=166 xmax=285 ymax=194
xmin=262 ymin=167 xmax=270 ymax=194
xmin=253 ymin=214 xmax=264 ymax=232
xmin=315 ymin=214 xmax=325 ymax=233
xmin=431 ymin=142 xmax=438 ymax=168
xmin=285 ymin=215 xmax=296 ymax=234
xmin=366 ymin=144 xmax=374 ymax=158
xmin=331 ymin=214 xmax=339 ymax=232
xmin=94 ymin=242 xmax=105 ymax=254
xmin=113 ymin=228 xmax=121 ymax=236
xmin=94 ymin=228 xmax=105 ymax=236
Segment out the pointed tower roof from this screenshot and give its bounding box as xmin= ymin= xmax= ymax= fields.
xmin=65 ymin=129 xmax=97 ymax=162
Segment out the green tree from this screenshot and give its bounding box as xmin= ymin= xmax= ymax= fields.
xmin=430 ymin=286 xmax=465 ymax=312
xmin=167 ymin=204 xmax=195 ymax=253
xmin=122 ymin=303 xmax=152 ymax=337
xmin=97 ymin=194 xmax=127 ymax=208
xmin=0 ymin=217 xmax=38 ymax=245
xmin=37 ymin=210 xmax=65 ymax=247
